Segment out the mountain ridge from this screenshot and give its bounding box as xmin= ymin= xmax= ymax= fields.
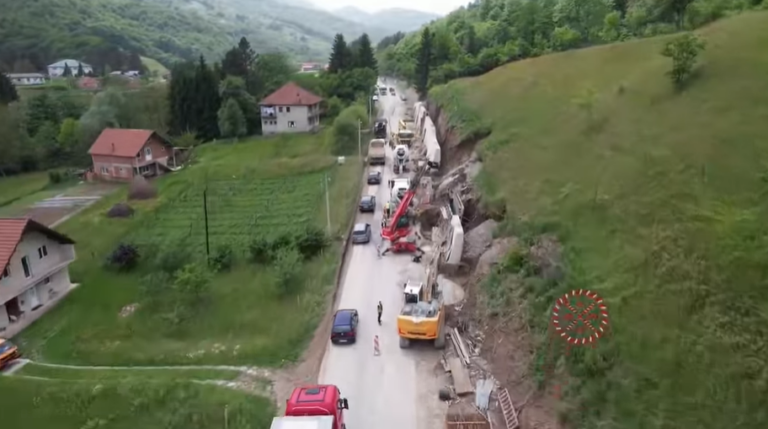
xmin=330 ymin=5 xmax=441 ymax=33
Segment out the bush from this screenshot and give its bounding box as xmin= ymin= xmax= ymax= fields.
xmin=273 ymin=246 xmax=303 ymax=296
xmin=106 ymin=202 xmax=134 ymax=218
xmin=153 ymin=240 xmax=196 ymax=274
xmin=106 ymin=243 xmax=140 ymax=271
xmin=210 ymin=245 xmax=234 ymax=272
xmin=139 ymin=264 xmax=211 ymax=328
xmin=249 ymin=235 xmax=277 ymax=264
xmin=48 ymin=170 xmax=63 ymax=184
xmin=128 ymin=175 xmax=158 ymax=200
xmin=294 ymin=225 xmax=329 ymax=259
xmin=661 ymin=33 xmax=706 ymax=88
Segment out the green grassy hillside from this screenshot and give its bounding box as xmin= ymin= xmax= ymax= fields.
xmin=437 ymin=11 xmax=768 ymax=429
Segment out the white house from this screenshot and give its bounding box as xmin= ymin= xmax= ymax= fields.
xmin=0 ymin=218 xmax=77 ymax=337
xmin=259 ymin=82 xmax=323 ymax=135
xmin=47 ymin=59 xmax=93 ymax=78
xmin=7 ymin=73 xmax=46 ymax=86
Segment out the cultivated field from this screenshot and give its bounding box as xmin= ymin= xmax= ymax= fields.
xmin=15 ymin=132 xmax=363 ymax=366
xmin=438 ymin=12 xmax=768 ymax=429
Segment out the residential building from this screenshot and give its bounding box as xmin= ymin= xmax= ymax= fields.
xmin=7 ymin=73 xmax=46 ymax=86
xmin=0 ymin=218 xmax=76 ymax=337
xmin=47 ymin=59 xmax=93 ymax=78
xmin=77 ymin=76 xmax=101 ymax=90
xmin=259 ymin=82 xmax=323 ymax=135
xmin=299 ymin=63 xmax=324 ymax=73
xmin=88 ymin=128 xmax=176 ymax=181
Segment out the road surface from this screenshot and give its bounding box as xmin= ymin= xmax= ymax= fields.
xmin=318 ymin=80 xmax=448 ymax=428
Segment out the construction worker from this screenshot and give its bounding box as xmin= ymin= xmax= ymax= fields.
xmin=384 ymin=201 xmax=391 ymax=219
xmin=377 ymin=301 xmax=383 ymax=325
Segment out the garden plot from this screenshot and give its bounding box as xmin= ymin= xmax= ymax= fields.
xmin=129 ymin=173 xmax=324 ymax=253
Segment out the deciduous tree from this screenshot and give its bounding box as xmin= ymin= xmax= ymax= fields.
xmin=217 ymin=98 xmax=246 ymax=140
xmin=0 ymin=72 xmax=19 ymax=105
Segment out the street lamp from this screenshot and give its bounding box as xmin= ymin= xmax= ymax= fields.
xmin=358 ymin=119 xmax=362 ymax=159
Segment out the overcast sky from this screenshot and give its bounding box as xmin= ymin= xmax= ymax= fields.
xmin=311 ymin=0 xmax=470 ymax=15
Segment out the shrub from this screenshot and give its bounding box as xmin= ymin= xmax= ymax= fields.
xmin=48 ymin=170 xmax=63 ymax=184
xmin=249 ymin=235 xmax=276 ymax=264
xmin=210 ymin=245 xmax=234 ymax=272
xmin=106 ymin=243 xmax=140 ymax=271
xmin=153 ymin=240 xmax=195 ymax=274
xmin=128 ymin=175 xmax=158 ymax=200
xmin=106 ymin=202 xmax=134 ymax=218
xmin=661 ymin=33 xmax=706 ymax=89
xmin=273 ymin=246 xmax=303 ymax=296
xmin=294 ymin=225 xmax=329 ymax=259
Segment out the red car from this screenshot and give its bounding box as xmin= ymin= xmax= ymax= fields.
xmin=331 ymin=309 xmax=359 ymax=344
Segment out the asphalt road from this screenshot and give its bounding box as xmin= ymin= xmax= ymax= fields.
xmin=318 ymin=80 xmax=447 ymax=429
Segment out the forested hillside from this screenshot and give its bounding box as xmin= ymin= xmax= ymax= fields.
xmin=377 ymin=0 xmax=765 ymax=88
xmin=0 ymin=0 xmax=385 ymax=72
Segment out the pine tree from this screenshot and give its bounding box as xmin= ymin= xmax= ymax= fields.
xmin=168 ymin=61 xmax=198 ymax=135
xmin=194 ymin=56 xmax=222 ymax=140
xmin=221 ymin=37 xmax=256 ymax=78
xmin=76 ymin=62 xmax=85 ymax=77
xmin=353 ymin=34 xmax=378 ymax=72
xmin=217 ymin=98 xmax=246 ymax=139
xmin=415 ymin=27 xmax=433 ymax=97
xmin=328 ymin=33 xmax=351 ymax=74
xmin=62 ymin=63 xmax=72 ymax=77
xmin=0 ymin=72 xmax=19 ymax=105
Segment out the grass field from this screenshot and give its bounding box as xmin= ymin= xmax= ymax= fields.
xmin=15 ymin=363 xmax=242 ymax=382
xmin=436 ymin=11 xmax=768 ymax=429
xmin=141 ymin=56 xmax=170 ymax=77
xmin=0 ymin=376 xmax=272 ymax=429
xmin=15 ymin=132 xmax=363 ymax=366
xmin=0 ymin=171 xmax=51 ymax=207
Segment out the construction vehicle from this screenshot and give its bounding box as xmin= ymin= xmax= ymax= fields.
xmin=388 ymin=177 xmax=411 ymax=202
xmin=0 ymin=338 xmax=20 ymax=369
xmin=397 ymin=258 xmax=446 ymax=349
xmin=270 ymin=385 xmax=350 ymax=429
xmin=393 ymin=144 xmax=409 ymax=174
xmin=381 ymin=167 xmax=427 ymax=255
xmin=368 ymin=139 xmax=386 ymax=165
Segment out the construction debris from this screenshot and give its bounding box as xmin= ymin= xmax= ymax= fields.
xmin=448 ymin=356 xmax=474 ymax=395
xmin=450 ymin=328 xmax=472 ymax=366
xmin=497 ymin=388 xmax=520 ymax=429
xmin=475 ymin=379 xmax=495 ymax=411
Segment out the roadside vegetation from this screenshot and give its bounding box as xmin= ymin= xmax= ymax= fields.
xmin=15 ymin=363 xmax=242 ymax=382
xmin=433 ymin=11 xmax=768 ymax=429
xmin=0 ymin=376 xmax=272 ymax=429
xmin=15 ymin=131 xmax=363 ymax=366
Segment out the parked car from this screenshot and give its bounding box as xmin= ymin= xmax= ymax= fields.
xmin=389 ymin=87 xmax=396 ymax=95
xmin=400 ymin=94 xmax=406 ymax=101
xmin=367 ymin=171 xmax=382 ymax=185
xmin=331 ymin=309 xmax=359 ymax=344
xmin=351 ymin=222 xmax=371 ymax=244
xmin=372 ymin=95 xmax=379 ymax=102
xmin=359 ymin=195 xmax=376 ymax=213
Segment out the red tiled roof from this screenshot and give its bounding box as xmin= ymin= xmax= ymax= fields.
xmin=260 ymin=81 xmax=322 ymax=106
xmin=0 ymin=218 xmax=75 ymax=275
xmin=88 ymin=128 xmax=157 ymax=158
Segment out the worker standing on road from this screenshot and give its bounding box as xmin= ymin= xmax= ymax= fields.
xmin=377 ymin=301 xmax=383 ymax=325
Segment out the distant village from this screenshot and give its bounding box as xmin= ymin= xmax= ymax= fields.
xmin=6 ymin=58 xmax=164 ymax=90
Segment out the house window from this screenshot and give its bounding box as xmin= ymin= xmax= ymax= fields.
xmin=136 ymin=152 xmax=141 ymax=159
xmin=288 ymin=121 xmax=296 ymax=128
xmin=1 ymin=266 xmax=9 ymax=280
xmin=37 ymin=245 xmax=48 ymax=259
xmin=21 ymin=256 xmax=32 ymax=278
xmin=43 ymin=277 xmax=51 ymax=285
xmin=278 ymin=106 xmax=283 ymax=112
xmin=145 ymin=147 xmax=152 ymax=156
xmin=286 ymin=106 xmax=291 ymax=113
xmin=100 ymin=166 xmax=109 ymax=174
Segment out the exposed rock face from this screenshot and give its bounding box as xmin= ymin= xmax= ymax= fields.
xmin=463 ymin=219 xmax=498 ymax=264
xmin=474 ymin=237 xmax=519 ymax=278
xmin=529 ymin=235 xmax=564 ymax=281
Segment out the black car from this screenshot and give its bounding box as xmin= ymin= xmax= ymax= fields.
xmin=359 ymin=195 xmax=376 ymax=213
xmin=331 ymin=309 xmax=359 ymax=344
xmin=367 ymin=171 xmax=382 ymax=185
xmin=351 ymin=223 xmax=372 ymax=244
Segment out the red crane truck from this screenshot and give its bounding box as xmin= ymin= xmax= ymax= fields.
xmin=380 ymin=167 xmax=427 ymax=255
xmin=270 ymin=385 xmax=350 ymax=429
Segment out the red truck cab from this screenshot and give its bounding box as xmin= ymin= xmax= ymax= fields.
xmin=270 ymin=385 xmax=349 ymax=429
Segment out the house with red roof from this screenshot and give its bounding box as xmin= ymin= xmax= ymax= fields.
xmin=259 ymin=82 xmax=323 ymax=135
xmin=0 ymin=218 xmax=76 ymax=337
xmin=88 ymin=128 xmax=175 ymax=181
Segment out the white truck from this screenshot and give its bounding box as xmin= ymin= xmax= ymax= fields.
xmin=389 ymin=177 xmax=411 ymax=202
xmin=368 ymin=139 xmax=386 ymax=165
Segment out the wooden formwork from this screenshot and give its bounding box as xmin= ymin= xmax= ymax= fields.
xmin=445 ymin=403 xmax=491 ymax=429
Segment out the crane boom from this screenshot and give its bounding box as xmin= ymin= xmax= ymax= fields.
xmin=381 ymin=166 xmax=427 ymax=242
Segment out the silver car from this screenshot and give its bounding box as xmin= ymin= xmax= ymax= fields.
xmin=351 ymin=223 xmax=372 ymax=244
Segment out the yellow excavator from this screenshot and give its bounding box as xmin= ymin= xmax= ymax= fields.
xmin=396 ymin=253 xmax=445 ymax=349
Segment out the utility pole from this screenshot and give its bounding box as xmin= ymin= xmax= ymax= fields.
xmin=324 ymin=173 xmax=331 ymax=235
xmin=203 ymin=188 xmax=210 ymax=261
xmin=358 ymin=120 xmax=362 ymax=159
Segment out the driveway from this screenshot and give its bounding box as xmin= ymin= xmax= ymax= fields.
xmin=15 ymin=183 xmax=118 ymax=227
xmin=318 ymin=82 xmax=448 ymax=429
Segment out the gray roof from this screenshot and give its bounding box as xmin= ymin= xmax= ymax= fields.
xmin=48 ymin=59 xmax=91 ymax=68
